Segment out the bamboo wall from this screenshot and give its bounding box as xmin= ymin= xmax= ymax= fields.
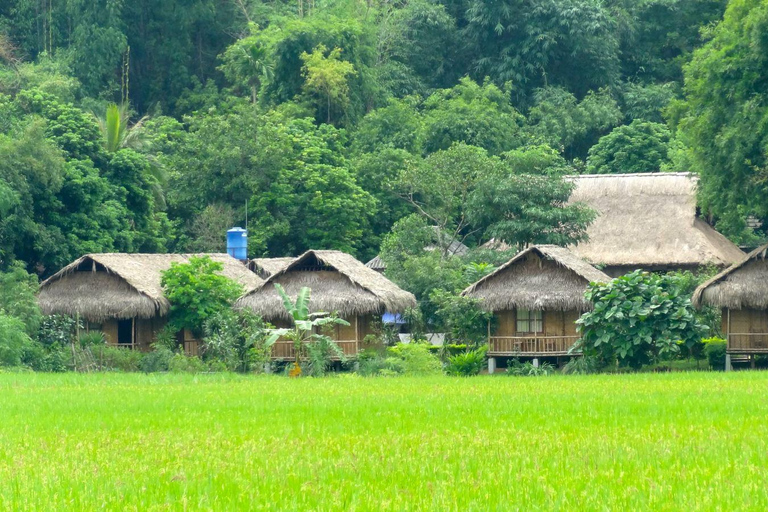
xmin=492 ymin=309 xmax=579 ymax=337
xmin=723 ymin=308 xmax=768 ymax=352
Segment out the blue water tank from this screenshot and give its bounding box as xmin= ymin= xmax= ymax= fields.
xmin=226 ymin=227 xmax=248 ymax=261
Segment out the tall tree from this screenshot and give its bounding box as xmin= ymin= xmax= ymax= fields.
xmin=675 ymin=0 xmax=768 ymax=242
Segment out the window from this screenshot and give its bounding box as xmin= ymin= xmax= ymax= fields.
xmin=516 ymin=309 xmax=542 ymax=334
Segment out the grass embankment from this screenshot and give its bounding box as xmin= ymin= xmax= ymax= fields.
xmin=0 ymin=372 xmax=766 ymax=510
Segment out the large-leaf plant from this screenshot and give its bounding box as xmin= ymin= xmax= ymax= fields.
xmin=267 ymin=284 xmax=350 ymax=373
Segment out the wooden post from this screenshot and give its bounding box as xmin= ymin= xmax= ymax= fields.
xmin=726 ymin=308 xmax=731 ymax=350
xmin=355 ymin=315 xmax=360 ymax=355
xmin=131 ymin=318 xmax=135 ymax=350
xmin=487 ymin=319 xmax=491 ymax=351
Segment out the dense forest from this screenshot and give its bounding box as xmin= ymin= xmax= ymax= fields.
xmin=1 ymin=0 xmax=767 ymax=282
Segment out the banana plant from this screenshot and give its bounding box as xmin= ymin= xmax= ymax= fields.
xmin=266 ymin=284 xmax=349 ymax=371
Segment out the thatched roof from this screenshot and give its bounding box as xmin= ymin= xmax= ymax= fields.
xmin=568 ymin=173 xmax=745 ymax=268
xmin=236 ymin=250 xmax=417 ymax=320
xmin=693 ymin=244 xmax=768 ymax=309
xmin=462 ymin=245 xmax=610 ymax=312
xmin=38 ymin=253 xmax=262 ymax=322
xmin=366 ymin=235 xmax=468 ymax=272
xmin=365 ymin=255 xmax=386 ymax=272
xmin=248 ymin=257 xmax=295 ymax=278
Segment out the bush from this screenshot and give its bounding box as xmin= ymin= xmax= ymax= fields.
xmin=386 ymin=343 xmax=443 ymax=376
xmin=161 ymin=256 xmax=244 ymax=335
xmin=703 ymin=337 xmax=727 ymax=371
xmin=357 ymin=349 xmax=392 ymax=377
xmin=0 ymin=314 xmax=35 ymax=367
xmin=562 ymin=356 xmax=602 ymax=375
xmin=446 ymin=347 xmax=487 ymax=376
xmin=36 ymin=315 xmax=78 ymax=348
xmin=139 ymin=345 xmax=175 ymax=373
xmin=92 ymin=345 xmax=144 ymax=372
xmin=78 ymin=331 xmax=106 ymax=348
xmin=203 ymin=310 xmax=273 ymax=372
xmin=507 ymin=359 xmax=556 ymax=377
xmin=21 ymin=340 xmax=70 ymax=372
xmin=168 ymin=353 xmax=208 ymax=373
xmin=576 ymin=270 xmax=707 ymax=369
xmin=306 ymin=337 xmax=345 ymax=377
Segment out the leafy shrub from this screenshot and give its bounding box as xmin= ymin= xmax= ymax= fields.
xmin=703 ymin=337 xmax=727 ymax=371
xmin=306 ymin=337 xmax=345 ymax=377
xmin=0 ymin=314 xmax=35 ymax=367
xmin=576 ymin=270 xmax=707 ymax=369
xmin=161 ymin=256 xmax=244 ymax=335
xmin=507 ymin=359 xmax=556 ymax=377
xmin=562 ymin=356 xmax=602 ymax=375
xmin=386 ymin=343 xmax=443 ymax=376
xmin=168 ymin=353 xmax=208 ymax=373
xmin=22 ymin=342 xmax=70 ymax=372
xmin=92 ymin=345 xmax=144 ymax=372
xmin=0 ymin=261 xmax=41 ymax=335
xmin=78 ymin=331 xmax=106 ymax=348
xmin=446 ymin=346 xmax=487 ymax=376
xmin=139 ymin=345 xmax=175 ymax=373
xmin=203 ymin=310 xmax=273 ymax=372
xmin=36 ymin=315 xmax=78 ymax=348
xmin=430 ymin=290 xmax=494 ymax=346
xmin=153 ymin=326 xmax=180 ymax=351
xmin=357 ymin=349 xmax=392 ymax=377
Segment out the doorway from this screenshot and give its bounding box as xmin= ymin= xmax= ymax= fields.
xmin=117 ymin=319 xmax=134 ymax=348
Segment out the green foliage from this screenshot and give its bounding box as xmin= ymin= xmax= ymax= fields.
xmin=300 ymin=45 xmax=357 ymax=126
xmin=421 ymin=78 xmax=523 ymax=155
xmin=269 ymin=284 xmax=349 ymax=370
xmin=203 ymin=309 xmax=274 ymax=372
xmin=467 ymin=145 xmax=595 ymax=249
xmin=91 ymin=345 xmax=144 ymax=372
xmin=306 ymin=337 xmax=345 ymax=377
xmin=703 ymin=337 xmax=727 ymax=371
xmin=0 ymin=261 xmax=40 ymax=335
xmin=0 ymin=313 xmax=35 ymax=367
xmin=586 ymin=120 xmax=673 ymax=174
xmin=525 ymin=87 xmax=622 ymax=159
xmin=576 ymin=270 xmax=708 ymax=369
xmin=139 ymin=345 xmax=175 ymax=373
xmin=507 ymin=359 xmax=556 ymax=377
xmin=161 ymin=256 xmax=244 ymax=335
xmin=430 ymin=290 xmax=493 ymax=346
xmin=562 ymin=356 xmax=603 ymax=375
xmin=385 ymin=343 xmax=443 ymax=376
xmin=445 ymin=346 xmax=487 ymax=376
xmin=463 ymin=0 xmax=620 ymax=100
xmin=36 ymin=315 xmax=78 ymax=348
xmin=675 ymin=0 xmax=768 ymax=242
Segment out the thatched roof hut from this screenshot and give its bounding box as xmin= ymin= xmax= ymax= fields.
xmin=462 ymin=245 xmax=610 ymax=312
xmin=567 ymin=173 xmax=744 ymax=272
xmin=39 ymin=253 xmax=262 ymax=323
xmin=693 ymin=244 xmax=768 ymax=309
xmin=248 ymin=257 xmax=295 ymax=279
xmin=237 ymin=250 xmax=417 ymax=321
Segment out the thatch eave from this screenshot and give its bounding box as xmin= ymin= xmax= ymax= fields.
xmin=236 ymin=250 xmax=417 ymax=320
xmin=462 ymin=245 xmax=610 ymax=313
xmin=693 ymin=244 xmax=768 ymax=309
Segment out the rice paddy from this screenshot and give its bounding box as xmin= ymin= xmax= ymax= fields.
xmin=1 ymin=372 xmax=767 ymax=510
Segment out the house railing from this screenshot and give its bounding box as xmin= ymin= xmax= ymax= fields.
xmin=271 ymin=340 xmax=359 ymax=360
xmin=727 ymin=333 xmax=768 ymax=353
xmin=488 ymin=335 xmax=579 ymax=356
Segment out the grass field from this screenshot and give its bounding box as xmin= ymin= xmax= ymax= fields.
xmin=1 ymin=372 xmax=768 ymax=510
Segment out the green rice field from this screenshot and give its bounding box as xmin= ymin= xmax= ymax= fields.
xmin=1 ymin=372 xmax=768 ymax=510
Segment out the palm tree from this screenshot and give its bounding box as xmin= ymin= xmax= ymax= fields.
xmin=267 ymin=285 xmax=349 ymax=375
xmin=93 ymin=103 xmax=166 ymax=208
xmin=94 ymin=103 xmax=148 ymax=153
